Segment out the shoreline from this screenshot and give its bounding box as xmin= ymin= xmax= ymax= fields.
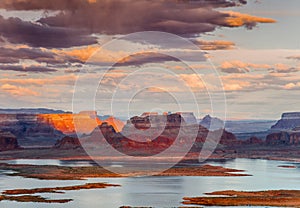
xmin=183 ymin=190 xmax=300 ymax=207
xmin=1 ymin=146 xmax=300 ymax=163
xmin=0 ymin=162 xmax=250 ymax=180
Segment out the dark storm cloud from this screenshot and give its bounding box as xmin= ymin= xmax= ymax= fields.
xmin=0 ymin=47 xmax=84 ymax=64
xmin=36 ymin=1 xmax=230 ymax=36
xmin=0 ymin=0 xmax=90 ymax=10
xmin=0 ymin=0 xmax=275 ymax=48
xmin=0 ymin=0 xmax=247 ymax=11
xmin=0 ymin=65 xmax=57 ymax=73
xmin=0 ymin=47 xmax=55 ymax=64
xmin=34 ymin=0 xmax=273 ymax=37
xmin=0 ymin=15 xmax=97 ymax=48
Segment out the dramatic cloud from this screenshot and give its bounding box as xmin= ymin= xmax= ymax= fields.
xmin=221 ymin=67 xmax=249 ymax=74
xmin=222 ymin=11 xmax=276 ymax=29
xmin=220 ymin=60 xmax=270 ymax=73
xmin=34 ymin=0 xmax=271 ymax=37
xmin=0 ymin=75 xmax=76 ymax=86
xmin=0 ymin=15 xmax=97 ymax=48
xmin=116 ymin=53 xmax=180 ymax=67
xmin=287 ymin=55 xmax=300 ymax=61
xmin=0 ymin=64 xmax=57 ymax=73
xmin=115 ymin=51 xmax=206 ymax=67
xmin=268 ymin=64 xmax=299 ymax=74
xmin=0 ymin=46 xmax=81 ymax=64
xmin=0 ymin=83 xmax=39 ymax=96
xmin=52 ymin=46 xmax=99 ymax=62
xmin=283 ymin=82 xmax=300 ymax=90
xmin=0 ymin=0 xmax=275 ymax=48
xmin=0 ymin=47 xmax=51 ymax=64
xmin=221 ymin=70 xmax=300 ymax=92
xmin=0 ymin=0 xmax=248 ymax=11
xmin=192 ymin=40 xmax=235 ymax=50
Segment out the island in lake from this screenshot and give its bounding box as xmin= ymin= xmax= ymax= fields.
xmin=0 ymin=109 xmax=299 ymax=207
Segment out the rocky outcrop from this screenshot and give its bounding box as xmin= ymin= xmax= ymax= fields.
xmin=83 ymin=113 xmax=240 ymax=156
xmin=54 ymin=136 xmax=81 ymax=149
xmin=271 ymin=112 xmax=300 ymax=131
xmin=265 ymin=112 xmax=300 ymax=145
xmin=219 ymin=130 xmax=239 ymax=145
xmin=0 ymin=114 xmax=64 ymax=147
xmin=200 ymin=115 xmax=224 ymax=131
xmin=242 ymin=136 xmax=264 ymax=145
xmin=0 ymin=131 xmax=19 ymax=151
xmin=38 ymin=112 xmax=124 ymax=135
xmin=266 ymin=131 xmax=300 ymax=145
xmin=0 ymin=111 xmax=124 ymax=147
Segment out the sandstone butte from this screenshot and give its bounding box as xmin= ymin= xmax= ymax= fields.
xmin=38 ymin=112 xmax=124 ymax=135
xmin=0 ymin=131 xmax=20 ymax=151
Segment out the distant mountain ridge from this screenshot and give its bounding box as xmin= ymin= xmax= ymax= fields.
xmin=199 ymin=115 xmax=224 ymax=131
xmin=225 ymin=120 xmax=276 ymax=134
xmin=0 ymin=108 xmax=69 ymax=114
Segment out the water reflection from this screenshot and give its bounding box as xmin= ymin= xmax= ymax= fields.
xmin=0 ymin=159 xmax=299 ymax=208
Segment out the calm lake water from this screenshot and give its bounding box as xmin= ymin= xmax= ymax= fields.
xmin=0 ymin=158 xmax=299 ymax=208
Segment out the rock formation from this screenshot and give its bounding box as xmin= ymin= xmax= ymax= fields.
xmin=266 ymin=131 xmax=300 ymax=145
xmin=0 ymin=131 xmax=19 ymax=151
xmin=0 ymin=111 xmax=124 ymax=147
xmin=242 ymin=136 xmax=264 ymax=145
xmin=0 ymin=114 xmax=64 ymax=147
xmin=38 ymin=112 xmax=124 ymax=135
xmin=54 ymin=136 xmax=81 ymax=149
xmin=200 ymin=115 xmax=224 ymax=131
xmin=271 ymin=112 xmax=300 ymax=131
xmin=264 ymin=112 xmax=300 ymax=146
xmin=82 ymin=113 xmax=240 ymax=155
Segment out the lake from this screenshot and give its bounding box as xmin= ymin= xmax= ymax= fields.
xmin=0 ymin=158 xmax=299 ymax=208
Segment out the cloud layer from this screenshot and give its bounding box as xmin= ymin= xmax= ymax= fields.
xmin=0 ymin=0 xmax=276 ymax=49
xmin=0 ymin=15 xmax=97 ymax=48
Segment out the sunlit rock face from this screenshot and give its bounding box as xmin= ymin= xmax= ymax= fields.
xmin=0 ymin=130 xmax=19 ymax=151
xmin=38 ymin=112 xmax=124 ymax=135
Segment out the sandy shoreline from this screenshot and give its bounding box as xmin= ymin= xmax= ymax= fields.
xmin=183 ymin=190 xmax=300 ymax=207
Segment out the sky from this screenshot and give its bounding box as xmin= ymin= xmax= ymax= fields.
xmin=0 ymin=0 xmax=299 ymax=120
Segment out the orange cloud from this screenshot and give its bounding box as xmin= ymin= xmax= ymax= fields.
xmin=179 ymin=74 xmax=206 ymax=90
xmin=53 ymin=46 xmax=100 ymax=62
xmin=193 ymin=40 xmax=235 ymax=50
xmin=0 ymin=75 xmax=76 ymax=86
xmin=220 ymin=60 xmax=271 ymax=73
xmin=283 ymin=82 xmax=300 ymax=90
xmin=0 ymin=84 xmax=39 ymax=96
xmin=223 ymin=11 xmax=276 ymax=28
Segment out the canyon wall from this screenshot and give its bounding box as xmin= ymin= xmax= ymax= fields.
xmin=271 ymin=112 xmax=300 ymax=131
